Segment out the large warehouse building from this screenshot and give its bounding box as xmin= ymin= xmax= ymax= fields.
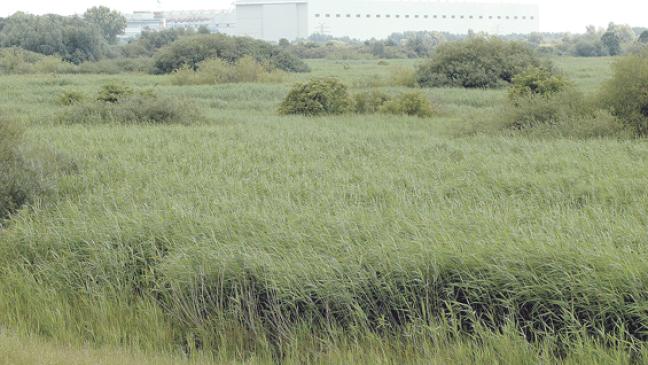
xmin=235 ymin=0 xmax=540 ymax=41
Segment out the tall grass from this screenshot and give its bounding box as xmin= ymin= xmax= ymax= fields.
xmin=3 ymin=323 xmax=648 ymax=364
xmin=170 ymin=57 xmax=286 ymax=86
xmin=0 ymin=57 xmax=646 ymax=363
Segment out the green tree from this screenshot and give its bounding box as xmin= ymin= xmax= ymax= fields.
xmin=0 ymin=12 xmax=105 ymax=63
xmin=601 ymin=30 xmax=622 ymax=56
xmin=639 ymin=31 xmax=648 ymax=44
xmin=607 ymin=23 xmax=636 ymax=44
xmin=121 ymin=28 xmax=195 ymax=57
xmin=83 ymin=6 xmax=127 ymax=44
xmin=152 ymin=34 xmax=309 ymax=74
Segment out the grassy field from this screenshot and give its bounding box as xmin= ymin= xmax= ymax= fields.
xmin=1 ymin=56 xmax=647 ymax=364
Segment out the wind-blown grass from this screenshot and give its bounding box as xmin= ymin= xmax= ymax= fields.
xmin=0 ymin=57 xmax=646 ymax=363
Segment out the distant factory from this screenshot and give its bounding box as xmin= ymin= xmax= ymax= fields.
xmin=122 ymin=9 xmax=236 ymax=39
xmin=123 ymin=0 xmax=539 ymax=42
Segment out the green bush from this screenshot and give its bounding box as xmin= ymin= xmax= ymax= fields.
xmin=279 ymin=78 xmax=352 ymax=116
xmin=456 ymin=69 xmax=629 ymax=139
xmin=153 ymin=34 xmax=309 ymax=74
xmin=511 ymin=110 xmax=629 ymax=139
xmin=60 ymin=88 xmax=202 ymax=125
xmin=0 ymin=48 xmax=44 ymax=73
xmin=509 ymin=67 xmax=569 ymax=102
xmin=500 ymin=68 xmax=622 ymax=135
xmin=380 ymin=91 xmax=435 ymax=118
xmin=505 ymin=90 xmax=585 ymax=130
xmin=600 ymin=52 xmax=648 ymax=135
xmin=97 ymin=82 xmax=133 ymax=103
xmin=0 ymin=48 xmax=76 ymax=74
xmin=499 ymin=89 xmax=627 ymax=138
xmin=416 ymin=37 xmax=542 ymax=88
xmin=353 ymin=90 xmax=391 ymax=114
xmin=389 ymin=66 xmax=418 ymax=87
xmin=57 ymin=90 xmax=84 ymax=106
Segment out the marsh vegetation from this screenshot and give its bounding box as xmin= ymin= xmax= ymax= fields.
xmin=1 ymin=33 xmax=648 ymax=364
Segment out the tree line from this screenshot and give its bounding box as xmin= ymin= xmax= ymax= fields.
xmin=0 ymin=7 xmax=126 ymax=63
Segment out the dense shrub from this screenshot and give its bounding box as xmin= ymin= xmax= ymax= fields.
xmin=600 ymin=52 xmax=648 ymax=135
xmin=353 ymin=90 xmax=391 ymax=114
xmin=415 ymin=37 xmax=542 ymax=88
xmin=279 ymin=78 xmax=351 ymax=116
xmin=97 ymin=83 xmax=133 ymax=103
xmin=380 ymin=91 xmax=435 ymax=118
xmin=170 ymin=56 xmax=285 ymax=85
xmin=59 ymin=88 xmax=202 ymax=125
xmin=508 ymin=67 xmax=569 ymax=102
xmin=153 ymin=34 xmax=309 ymax=74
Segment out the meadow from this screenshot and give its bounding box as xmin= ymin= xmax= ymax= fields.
xmin=2 ymin=56 xmax=648 ymax=364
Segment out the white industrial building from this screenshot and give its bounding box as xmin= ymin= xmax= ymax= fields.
xmin=235 ymin=0 xmax=540 ymax=41
xmin=123 ymin=11 xmax=166 ymax=39
xmin=121 ymin=10 xmax=236 ymax=40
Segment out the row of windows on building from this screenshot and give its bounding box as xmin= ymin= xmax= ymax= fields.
xmin=314 ymin=14 xmax=535 ymax=20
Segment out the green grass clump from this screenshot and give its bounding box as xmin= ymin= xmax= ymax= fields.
xmin=170 ymin=56 xmax=285 ymax=85
xmin=57 ymin=90 xmax=85 ymax=106
xmin=379 ymin=91 xmax=436 ymax=118
xmin=97 ymin=82 xmax=134 ymax=103
xmin=58 ymin=85 xmax=202 ymax=125
xmin=353 ymin=90 xmax=391 ymax=114
xmin=0 ymin=118 xmax=33 ymax=221
xmin=0 ymin=117 xmax=67 ymax=223
xmin=388 ymin=66 xmax=418 ymax=87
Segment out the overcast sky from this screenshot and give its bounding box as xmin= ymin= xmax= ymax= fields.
xmin=1 ymin=0 xmax=647 ymax=33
